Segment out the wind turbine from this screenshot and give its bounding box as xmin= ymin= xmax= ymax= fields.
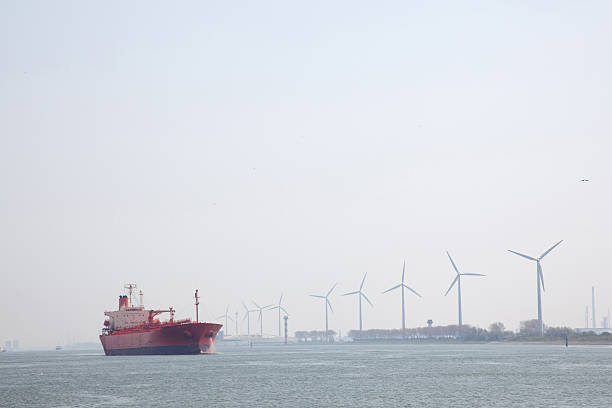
xmin=383 ymin=262 xmax=421 ymax=332
xmin=242 ymin=301 xmax=257 ymax=336
xmin=266 ymin=293 xmax=289 ymax=337
xmin=252 ymin=300 xmax=272 ymax=337
xmin=508 ymin=240 xmax=563 ymax=336
xmin=310 ymin=283 xmax=337 ymax=342
xmin=444 ymin=251 xmax=485 ymax=327
xmin=343 ymin=273 xmax=373 ymax=335
xmin=216 ymin=305 xmax=234 ymax=336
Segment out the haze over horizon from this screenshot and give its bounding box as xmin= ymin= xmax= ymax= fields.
xmin=1 ymin=1 xmax=611 ymax=348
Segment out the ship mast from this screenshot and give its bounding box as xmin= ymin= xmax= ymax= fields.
xmin=124 ymin=283 xmax=137 ymax=307
xmin=195 ymin=289 xmax=200 ymax=323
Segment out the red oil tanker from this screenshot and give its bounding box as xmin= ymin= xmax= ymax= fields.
xmin=99 ymin=284 xmax=222 ymax=355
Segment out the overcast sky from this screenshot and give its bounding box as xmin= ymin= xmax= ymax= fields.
xmin=1 ymin=1 xmax=611 ymax=348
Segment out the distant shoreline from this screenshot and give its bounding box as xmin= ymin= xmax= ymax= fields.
xmin=488 ymin=340 xmax=612 ymax=345
xmin=331 ymin=339 xmax=612 ymax=346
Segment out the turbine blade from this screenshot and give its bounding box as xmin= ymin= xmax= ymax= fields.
xmin=227 ymin=315 xmax=234 ymax=322
xmin=242 ymin=301 xmax=248 ymax=312
xmin=445 ymin=275 xmax=459 ymax=296
xmin=252 ymin=300 xmax=260 ymax=309
xmin=279 ymin=293 xmax=283 ymax=305
xmin=310 ymin=295 xmax=325 ymax=299
xmin=263 ymin=304 xmax=273 ymax=309
xmin=461 ymin=273 xmax=486 ymax=277
xmin=508 ymin=250 xmax=537 ymax=261
xmin=402 ymin=261 xmax=405 ymax=284
xmin=343 ymin=291 xmax=359 ymax=296
xmin=383 ymin=284 xmax=402 ymax=294
xmin=327 ymin=283 xmax=338 ymax=297
xmin=360 ymin=273 xmax=367 ymax=290
xmin=538 ymin=262 xmax=545 ymax=292
xmin=404 ymin=285 xmax=422 ymax=298
xmin=446 ymin=251 xmax=460 ymax=275
xmin=280 ymin=307 xmax=289 ymax=315
xmin=327 ymin=299 xmax=334 ymax=313
xmin=539 ymin=240 xmax=563 ymax=260
xmin=242 ymin=312 xmax=248 ymax=322
xmin=361 ymin=292 xmax=373 ymax=307
xmin=215 ymin=315 xmax=225 ymax=319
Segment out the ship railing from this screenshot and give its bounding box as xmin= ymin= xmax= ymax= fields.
xmin=173 ymin=319 xmax=191 ymax=325
xmin=109 ymin=318 xmax=195 ymax=333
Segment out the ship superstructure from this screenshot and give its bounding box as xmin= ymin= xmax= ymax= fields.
xmin=99 ymin=284 xmax=222 ymax=355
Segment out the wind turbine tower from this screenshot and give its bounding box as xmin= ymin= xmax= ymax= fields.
xmin=252 ymin=300 xmax=272 ymax=337
xmin=343 ymin=273 xmax=373 ymax=335
xmin=267 ymin=294 xmax=289 ymax=337
xmin=383 ymin=262 xmax=421 ymax=332
xmin=592 ymin=286 xmax=596 ymax=329
xmin=444 ymin=252 xmax=485 ymax=327
xmin=508 ymin=240 xmax=562 ymax=336
xmin=216 ymin=305 xmax=234 ymax=336
xmin=242 ymin=301 xmax=257 ymax=336
xmin=585 ymin=306 xmax=589 ymax=328
xmin=310 ymin=283 xmax=337 ymax=342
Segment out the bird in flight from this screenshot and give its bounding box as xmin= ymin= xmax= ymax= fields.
xmin=579 ymin=179 xmax=589 ymax=182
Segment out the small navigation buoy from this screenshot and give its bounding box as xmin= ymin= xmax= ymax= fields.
xmin=565 ymin=335 xmax=568 ymax=348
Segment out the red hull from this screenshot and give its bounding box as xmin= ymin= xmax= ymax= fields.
xmin=99 ymin=322 xmax=222 ymax=355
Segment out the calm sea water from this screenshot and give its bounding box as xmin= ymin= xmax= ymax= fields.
xmin=1 ymin=343 xmax=611 ymax=407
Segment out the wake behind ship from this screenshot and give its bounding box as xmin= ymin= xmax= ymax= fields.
xmin=100 ymin=284 xmax=222 ymax=355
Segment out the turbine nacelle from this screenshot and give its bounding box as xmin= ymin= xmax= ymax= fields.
xmin=383 ymin=262 xmax=422 ymax=297
xmin=241 ymin=301 xmax=257 ymax=321
xmin=310 ymin=283 xmax=337 ymax=313
xmin=444 ymin=251 xmax=486 ymax=296
xmin=508 ymin=240 xmax=562 ymax=293
xmin=251 ymin=300 xmax=273 ymax=320
xmin=343 ymin=273 xmax=373 ymax=306
xmin=265 ymin=293 xmax=286 ymax=312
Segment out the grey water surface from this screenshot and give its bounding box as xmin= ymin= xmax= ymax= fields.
xmin=1 ymin=343 xmax=611 ymax=407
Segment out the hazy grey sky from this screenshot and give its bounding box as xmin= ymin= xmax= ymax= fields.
xmin=1 ymin=1 xmax=611 ymax=348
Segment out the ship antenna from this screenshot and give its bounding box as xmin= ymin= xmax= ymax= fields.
xmin=195 ymin=289 xmax=200 ymax=323
xmin=124 ymin=283 xmax=137 ymax=307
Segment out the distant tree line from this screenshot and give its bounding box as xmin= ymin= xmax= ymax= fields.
xmin=335 ymin=319 xmax=612 ymax=342
xmin=345 ymin=324 xmax=507 ymax=341
xmin=295 ymin=330 xmax=337 ymax=342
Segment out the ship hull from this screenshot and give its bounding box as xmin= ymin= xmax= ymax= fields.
xmin=99 ymin=322 xmax=222 ymax=356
